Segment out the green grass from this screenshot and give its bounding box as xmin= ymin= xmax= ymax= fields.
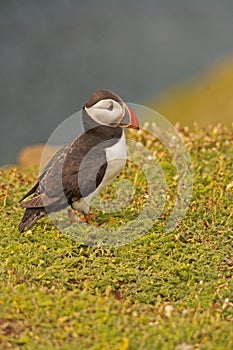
xmin=0 ymin=124 xmax=232 ymax=350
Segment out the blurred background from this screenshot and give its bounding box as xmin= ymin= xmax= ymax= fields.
xmin=1 ymin=0 xmax=233 ymax=165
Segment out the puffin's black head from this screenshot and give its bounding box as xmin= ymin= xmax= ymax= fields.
xmin=83 ymin=89 xmax=139 ymax=130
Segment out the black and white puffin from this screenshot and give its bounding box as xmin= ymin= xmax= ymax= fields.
xmin=18 ymin=89 xmax=139 ymax=232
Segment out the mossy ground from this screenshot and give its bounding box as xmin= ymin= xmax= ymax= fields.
xmin=0 ymin=124 xmax=232 ymax=350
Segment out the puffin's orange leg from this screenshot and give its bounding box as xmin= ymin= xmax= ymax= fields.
xmin=68 ymin=209 xmax=82 ymax=223
xmin=83 ymin=213 xmax=98 ymax=224
xmin=68 ymin=209 xmax=97 ymax=224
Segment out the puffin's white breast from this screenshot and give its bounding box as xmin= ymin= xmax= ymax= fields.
xmin=72 ymin=132 xmax=127 ymax=214
xmin=100 ymin=131 xmax=127 ymax=189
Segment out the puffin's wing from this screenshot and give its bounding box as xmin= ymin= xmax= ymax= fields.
xmin=19 ymin=193 xmax=63 ymax=208
xmin=61 ymin=135 xmax=108 ymax=200
xmin=19 ymin=134 xmax=108 ymax=210
xmin=19 ymin=144 xmax=70 ymax=209
xmin=19 ymin=182 xmax=39 ymax=203
xmin=19 ymin=143 xmax=70 ymax=203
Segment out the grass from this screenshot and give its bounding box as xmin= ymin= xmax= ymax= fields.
xmin=0 ymin=124 xmax=232 ymax=350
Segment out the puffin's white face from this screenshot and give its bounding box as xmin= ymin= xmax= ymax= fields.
xmin=85 ymin=99 xmax=124 ymax=127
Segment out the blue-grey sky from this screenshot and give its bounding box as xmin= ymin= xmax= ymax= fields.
xmin=1 ymin=0 xmax=233 ymax=164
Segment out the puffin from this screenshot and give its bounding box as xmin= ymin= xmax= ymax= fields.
xmin=18 ymin=89 xmax=139 ymax=232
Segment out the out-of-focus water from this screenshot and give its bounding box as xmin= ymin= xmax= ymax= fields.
xmin=1 ymin=0 xmax=233 ymax=165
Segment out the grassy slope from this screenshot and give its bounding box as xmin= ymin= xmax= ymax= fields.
xmin=0 ymin=125 xmax=232 ymax=350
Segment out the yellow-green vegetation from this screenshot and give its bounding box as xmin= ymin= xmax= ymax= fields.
xmin=0 ymin=125 xmax=232 ymax=350
xmin=149 ymin=58 xmax=233 ymax=127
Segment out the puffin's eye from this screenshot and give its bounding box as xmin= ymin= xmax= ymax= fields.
xmin=107 ymin=102 xmax=113 ymax=111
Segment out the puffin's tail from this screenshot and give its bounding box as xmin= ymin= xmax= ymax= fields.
xmin=18 ymin=207 xmax=46 ymax=233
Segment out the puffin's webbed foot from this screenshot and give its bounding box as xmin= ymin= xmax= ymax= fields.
xmin=68 ymin=209 xmax=97 ymax=224
xmin=83 ymin=213 xmax=98 ymax=224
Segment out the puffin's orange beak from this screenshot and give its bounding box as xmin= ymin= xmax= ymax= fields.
xmin=119 ymin=104 xmax=139 ymax=130
xmin=127 ymin=106 xmax=139 ymax=130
